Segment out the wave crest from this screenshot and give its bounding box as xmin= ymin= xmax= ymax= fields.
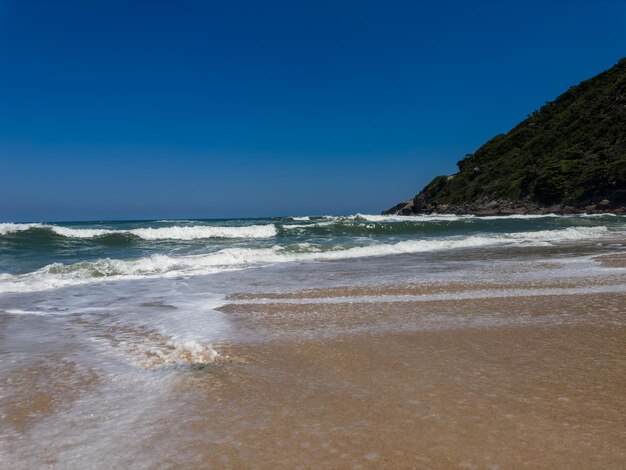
xmin=0 ymin=225 xmax=615 ymax=293
xmin=0 ymin=223 xmax=277 ymax=240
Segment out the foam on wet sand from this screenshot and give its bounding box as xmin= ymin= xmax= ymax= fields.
xmin=1 ymin=241 xmax=625 ymax=468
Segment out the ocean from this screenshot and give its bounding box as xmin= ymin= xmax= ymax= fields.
xmin=1 ymin=213 xmax=625 ymax=467
xmin=1 ymin=213 xmax=624 ymax=292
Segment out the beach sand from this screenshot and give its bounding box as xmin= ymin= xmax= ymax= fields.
xmin=2 ymin=251 xmax=625 ymax=468
xmin=153 ymin=285 xmax=626 ymax=468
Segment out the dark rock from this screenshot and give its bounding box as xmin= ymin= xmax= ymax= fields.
xmin=398 ymin=202 xmax=414 ymax=215
xmin=411 ymin=197 xmax=426 ymax=211
xmin=381 ymin=201 xmax=410 ymax=215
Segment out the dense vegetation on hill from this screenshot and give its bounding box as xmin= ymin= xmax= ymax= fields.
xmin=385 ymin=59 xmax=626 ymax=215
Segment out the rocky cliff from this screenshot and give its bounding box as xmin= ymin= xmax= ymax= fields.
xmin=384 ymin=59 xmax=626 ymax=216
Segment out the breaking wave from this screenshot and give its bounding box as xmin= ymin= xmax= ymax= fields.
xmin=0 ymin=223 xmax=277 ymax=240
xmin=280 ymin=213 xmax=624 ymax=237
xmin=330 ymin=213 xmax=617 ymax=222
xmin=0 ymin=225 xmax=615 ymax=293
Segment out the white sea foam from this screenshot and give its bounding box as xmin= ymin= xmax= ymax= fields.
xmin=478 ymin=213 xmax=559 ymax=220
xmin=130 ymin=340 xmax=220 ymax=369
xmin=285 ymin=213 xmax=588 ymax=227
xmin=0 ymin=223 xmax=277 ymax=239
xmin=353 ymin=213 xmax=472 ymax=222
xmin=474 ymin=213 xmax=615 ymax=220
xmin=508 ymin=226 xmax=608 ymax=241
xmin=0 ymin=225 xmax=617 ymax=293
xmin=126 ymin=225 xmax=277 ymax=240
xmin=0 ymin=223 xmax=46 ymax=235
xmin=3 ymin=308 xmax=48 ymax=315
xmin=352 ymin=213 xmax=620 ymax=222
xmin=290 ymin=216 xmax=311 ymax=221
xmin=49 ymin=226 xmax=117 ymax=238
xmin=231 ymin=283 xmax=626 ymax=305
xmin=282 ymin=221 xmax=334 ymax=229
xmin=155 ymin=219 xmax=196 ymax=223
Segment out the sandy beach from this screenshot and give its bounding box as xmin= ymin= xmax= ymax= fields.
xmin=1 ymin=216 xmax=625 ymax=468
xmin=200 ymin=289 xmax=626 ymax=468
xmin=2 ymin=249 xmax=625 ymax=468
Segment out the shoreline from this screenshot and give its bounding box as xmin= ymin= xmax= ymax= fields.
xmin=2 ymin=239 xmax=625 ymax=468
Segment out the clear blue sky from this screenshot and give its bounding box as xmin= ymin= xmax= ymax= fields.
xmin=1 ymin=1 xmax=625 ymax=221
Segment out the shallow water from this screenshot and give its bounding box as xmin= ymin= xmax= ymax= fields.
xmin=1 ymin=214 xmax=625 ymax=467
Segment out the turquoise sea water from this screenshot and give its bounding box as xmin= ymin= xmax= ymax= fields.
xmin=1 ymin=213 xmax=625 ymax=292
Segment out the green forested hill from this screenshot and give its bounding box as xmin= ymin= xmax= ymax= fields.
xmin=386 ymin=59 xmax=626 ymax=215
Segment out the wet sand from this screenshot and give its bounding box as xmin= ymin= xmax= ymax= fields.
xmin=183 ymin=326 xmax=625 ymax=468
xmin=594 ymin=252 xmax=626 ymax=268
xmin=1 ymin=250 xmax=625 ymax=468
xmin=226 ymin=277 xmax=621 ymax=301
xmin=162 ymin=286 xmax=626 ymax=468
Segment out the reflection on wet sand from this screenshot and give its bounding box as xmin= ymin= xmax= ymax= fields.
xmin=594 ymin=252 xmax=626 ymax=268
xmin=166 ymin=291 xmax=626 ymax=468
xmin=226 ymin=276 xmax=622 ymax=301
xmin=1 ymin=249 xmax=625 ymax=468
xmin=178 ymin=262 xmax=625 ymax=468
xmin=1 ymin=359 xmax=99 ymax=434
